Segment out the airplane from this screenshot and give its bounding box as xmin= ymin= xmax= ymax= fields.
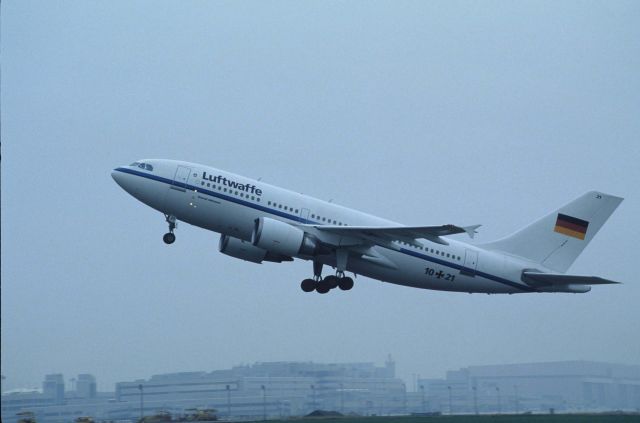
xmin=112 ymin=159 xmax=623 ymax=294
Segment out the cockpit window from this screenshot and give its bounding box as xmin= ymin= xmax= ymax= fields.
xmin=130 ymin=162 xmax=153 ymax=171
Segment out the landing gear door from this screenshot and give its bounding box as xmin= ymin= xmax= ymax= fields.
xmin=463 ymin=249 xmax=479 ymax=276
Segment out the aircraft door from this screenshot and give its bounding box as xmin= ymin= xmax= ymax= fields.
xmin=173 ymin=165 xmax=192 ymax=190
xmin=300 ymin=208 xmax=310 ymax=222
xmin=164 ymin=165 xmax=195 ymax=218
xmin=463 ymin=249 xmax=479 ymax=276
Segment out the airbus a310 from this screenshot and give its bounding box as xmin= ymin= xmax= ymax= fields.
xmin=112 ymin=159 xmax=623 ymax=294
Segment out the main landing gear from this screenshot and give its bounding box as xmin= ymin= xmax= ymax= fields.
xmin=300 ymin=261 xmax=355 ymax=294
xmin=163 ymin=214 xmax=177 ymax=244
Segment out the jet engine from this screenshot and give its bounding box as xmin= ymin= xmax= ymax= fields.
xmin=219 ymin=234 xmax=292 ymax=264
xmin=252 ymin=217 xmax=318 ymax=257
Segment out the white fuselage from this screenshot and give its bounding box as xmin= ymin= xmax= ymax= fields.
xmin=112 ymin=159 xmax=543 ymax=294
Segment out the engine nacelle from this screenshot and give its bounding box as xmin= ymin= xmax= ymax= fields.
xmin=252 ymin=217 xmax=318 ymax=257
xmin=219 ymin=234 xmax=292 ymax=264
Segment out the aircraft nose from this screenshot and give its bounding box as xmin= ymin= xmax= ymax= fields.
xmin=111 ymin=167 xmax=137 ymax=195
xmin=111 ymin=168 xmax=125 ymax=188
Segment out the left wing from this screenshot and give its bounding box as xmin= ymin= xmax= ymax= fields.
xmin=305 ymin=223 xmax=481 ymax=247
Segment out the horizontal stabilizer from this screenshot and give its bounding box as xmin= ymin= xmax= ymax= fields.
xmin=522 ymin=271 xmax=621 ymax=287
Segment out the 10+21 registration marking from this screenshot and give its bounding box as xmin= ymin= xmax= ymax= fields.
xmin=425 ymin=267 xmax=456 ymax=282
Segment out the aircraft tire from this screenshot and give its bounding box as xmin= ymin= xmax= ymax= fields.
xmin=163 ymin=232 xmax=176 ymax=244
xmin=301 ymin=279 xmax=316 ymax=292
xmin=338 ymin=277 xmax=354 ymax=291
xmin=316 ymin=281 xmax=331 ymax=294
xmin=324 ymin=275 xmax=339 ymax=289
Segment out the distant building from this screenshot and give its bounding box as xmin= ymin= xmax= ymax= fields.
xmin=417 ymin=361 xmax=640 ymax=413
xmin=1 ymin=374 xmax=103 ymax=423
xmin=115 ymin=359 xmax=404 ymax=419
xmin=42 ymin=375 xmax=65 ymax=405
xmin=1 ymin=360 xmax=404 ymax=423
xmin=3 ymin=360 xmax=638 ymax=423
xmin=76 ymin=375 xmax=97 ymax=400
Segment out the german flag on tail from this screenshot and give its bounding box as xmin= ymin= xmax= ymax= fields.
xmin=554 ymin=213 xmax=589 ymax=240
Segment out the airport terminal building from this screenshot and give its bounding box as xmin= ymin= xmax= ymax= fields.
xmin=2 ymin=360 xmax=405 ymax=423
xmin=114 ymin=359 xmax=404 ymax=419
xmin=2 ymin=360 xmax=639 ymax=423
xmin=417 ymin=361 xmax=640 ymax=414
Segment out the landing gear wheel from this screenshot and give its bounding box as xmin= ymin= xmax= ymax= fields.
xmin=324 ymin=275 xmax=339 ymax=289
xmin=301 ymin=279 xmax=316 ymax=292
xmin=163 ymin=214 xmax=177 ymax=245
xmin=163 ymin=232 xmax=176 ymax=244
xmin=338 ymin=276 xmax=354 ymax=291
xmin=316 ymin=279 xmax=331 ymax=294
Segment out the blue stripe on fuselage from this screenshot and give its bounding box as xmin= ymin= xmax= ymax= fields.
xmin=113 ymin=167 xmax=533 ymax=292
xmin=399 ymin=248 xmax=534 ymax=292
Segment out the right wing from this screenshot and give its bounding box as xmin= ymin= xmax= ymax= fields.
xmin=305 ymin=223 xmax=481 ymax=247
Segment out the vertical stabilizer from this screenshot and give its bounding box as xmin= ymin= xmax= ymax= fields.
xmin=480 ymin=191 xmax=623 ymax=272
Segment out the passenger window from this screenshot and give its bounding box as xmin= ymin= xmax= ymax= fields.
xmin=251 ymin=196 xmax=255 ymax=200
xmin=207 ymin=183 xmax=210 ymax=187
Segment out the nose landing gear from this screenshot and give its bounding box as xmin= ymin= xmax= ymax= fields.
xmin=163 ymin=214 xmax=177 ymax=244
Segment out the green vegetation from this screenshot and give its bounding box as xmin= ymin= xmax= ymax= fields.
xmin=269 ymin=414 xmax=640 ymax=423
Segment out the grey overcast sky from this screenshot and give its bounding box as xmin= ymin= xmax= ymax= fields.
xmin=2 ymin=1 xmax=640 ymax=392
